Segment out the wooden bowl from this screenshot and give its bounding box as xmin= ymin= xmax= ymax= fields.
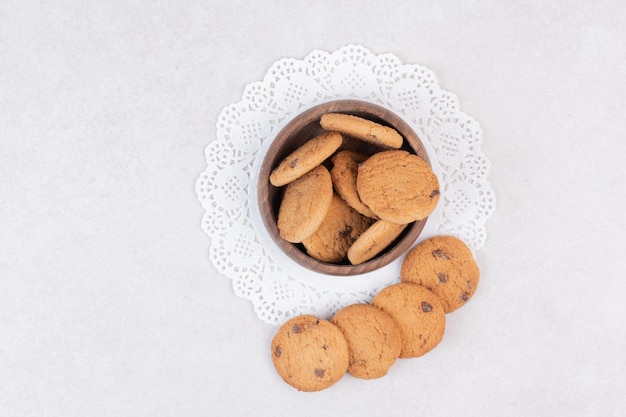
xmin=257 ymin=100 xmax=432 ymax=276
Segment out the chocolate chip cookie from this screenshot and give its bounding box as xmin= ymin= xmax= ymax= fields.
xmin=347 ymin=219 xmax=408 ymax=265
xmin=320 ymin=113 xmax=403 ymax=149
xmin=371 ymin=282 xmax=446 ymax=358
xmin=271 ymin=315 xmax=350 ymax=392
xmin=302 ymin=193 xmax=374 ymax=263
xmin=331 ymin=304 xmax=402 ymax=379
xmin=269 ymin=131 xmax=343 ymax=187
xmin=277 ymin=164 xmax=333 ymax=243
xmin=357 ymin=150 xmax=439 ymax=224
xmin=330 ymin=150 xmax=378 ymax=218
xmin=400 ymin=235 xmax=480 ymax=313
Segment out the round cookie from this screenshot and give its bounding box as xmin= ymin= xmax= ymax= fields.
xmin=302 ymin=193 xmax=374 ymax=263
xmin=330 ymin=150 xmax=378 ymax=218
xmin=371 ymin=283 xmax=446 ymax=358
xmin=357 ymin=150 xmax=440 ymax=224
xmin=330 ymin=304 xmax=402 ymax=379
xmin=271 ymin=315 xmax=349 ymax=392
xmin=347 ymin=219 xmax=407 ymax=265
xmin=400 ymin=235 xmax=480 ymax=313
xmin=269 ymin=131 xmax=343 ymax=187
xmin=320 ymin=113 xmax=403 ymax=149
xmin=277 ymin=164 xmax=333 ymax=243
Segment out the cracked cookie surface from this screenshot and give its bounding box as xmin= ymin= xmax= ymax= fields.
xmin=400 ymin=235 xmax=480 ymax=313
xmin=356 ymin=150 xmax=439 ymax=224
xmin=271 ymin=315 xmax=349 ymax=392
xmin=269 ymin=131 xmax=343 ymax=187
xmin=331 ymin=304 xmax=402 ymax=379
xmin=372 ymin=283 xmax=446 ymax=358
xmin=302 ymin=193 xmax=374 ymax=263
xmin=320 ymin=113 xmax=403 ymax=149
xmin=347 ymin=219 xmax=407 ymax=265
xmin=277 ymin=165 xmax=333 ymax=243
xmin=330 ymin=150 xmax=378 ymax=218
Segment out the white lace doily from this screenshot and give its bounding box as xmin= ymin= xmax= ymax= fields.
xmin=196 ymin=45 xmax=496 ymax=325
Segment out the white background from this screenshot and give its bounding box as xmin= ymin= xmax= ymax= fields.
xmin=2 ymin=1 xmax=625 ymax=416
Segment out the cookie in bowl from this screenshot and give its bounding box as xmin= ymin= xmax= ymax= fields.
xmin=257 ymin=100 xmax=437 ymax=276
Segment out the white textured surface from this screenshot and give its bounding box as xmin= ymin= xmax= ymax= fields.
xmin=1 ymin=1 xmax=625 ymax=416
xmin=196 ymin=45 xmax=496 ymax=325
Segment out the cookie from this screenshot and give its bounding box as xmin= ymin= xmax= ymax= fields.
xmin=330 ymin=304 xmax=402 ymax=379
xmin=400 ymin=235 xmax=480 ymax=313
xmin=271 ymin=315 xmax=349 ymax=392
xmin=302 ymin=194 xmax=374 ymax=263
xmin=269 ymin=131 xmax=343 ymax=187
xmin=357 ymin=150 xmax=440 ymax=224
xmin=347 ymin=219 xmax=408 ymax=265
xmin=330 ymin=150 xmax=378 ymax=218
xmin=320 ymin=113 xmax=403 ymax=149
xmin=371 ymin=283 xmax=446 ymax=358
xmin=277 ymin=165 xmax=333 ymax=243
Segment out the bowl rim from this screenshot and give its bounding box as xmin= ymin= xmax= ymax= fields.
xmin=256 ymin=99 xmax=432 ymax=276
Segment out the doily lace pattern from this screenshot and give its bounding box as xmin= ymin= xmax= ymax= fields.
xmin=196 ymin=45 xmax=496 ymax=325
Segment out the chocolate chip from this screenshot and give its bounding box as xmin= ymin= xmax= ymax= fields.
xmin=292 ymin=324 xmax=302 ymax=333
xmin=314 ymin=368 xmax=325 ymax=378
xmin=339 ymin=225 xmax=353 ymax=237
xmin=432 ymin=248 xmax=450 ymax=260
xmin=421 ymin=302 xmax=433 ymax=312
xmin=274 ymin=346 xmax=281 ymax=357
xmin=461 ymin=292 xmax=469 ymax=302
xmin=289 ymin=158 xmax=299 ymax=168
xmin=322 ymin=344 xmax=328 ymax=350
xmin=430 ymin=189 xmax=440 ymax=198
xmin=437 ymin=272 xmax=448 ymax=283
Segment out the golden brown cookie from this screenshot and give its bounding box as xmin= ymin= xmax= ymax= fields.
xmin=330 ymin=150 xmax=378 ymax=218
xmin=302 ymin=194 xmax=374 ymax=263
xmin=277 ymin=165 xmax=333 ymax=243
xmin=271 ymin=315 xmax=349 ymax=392
xmin=400 ymin=235 xmax=480 ymax=313
xmin=269 ymin=131 xmax=343 ymax=187
xmin=320 ymin=113 xmax=403 ymax=149
xmin=330 ymin=304 xmax=402 ymax=379
xmin=371 ymin=283 xmax=446 ymax=358
xmin=357 ymin=150 xmax=440 ymax=224
xmin=347 ymin=220 xmax=408 ymax=265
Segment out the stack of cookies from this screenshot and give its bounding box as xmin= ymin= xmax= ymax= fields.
xmin=270 ymin=235 xmax=480 ymax=392
xmin=269 ymin=113 xmax=440 ymax=265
